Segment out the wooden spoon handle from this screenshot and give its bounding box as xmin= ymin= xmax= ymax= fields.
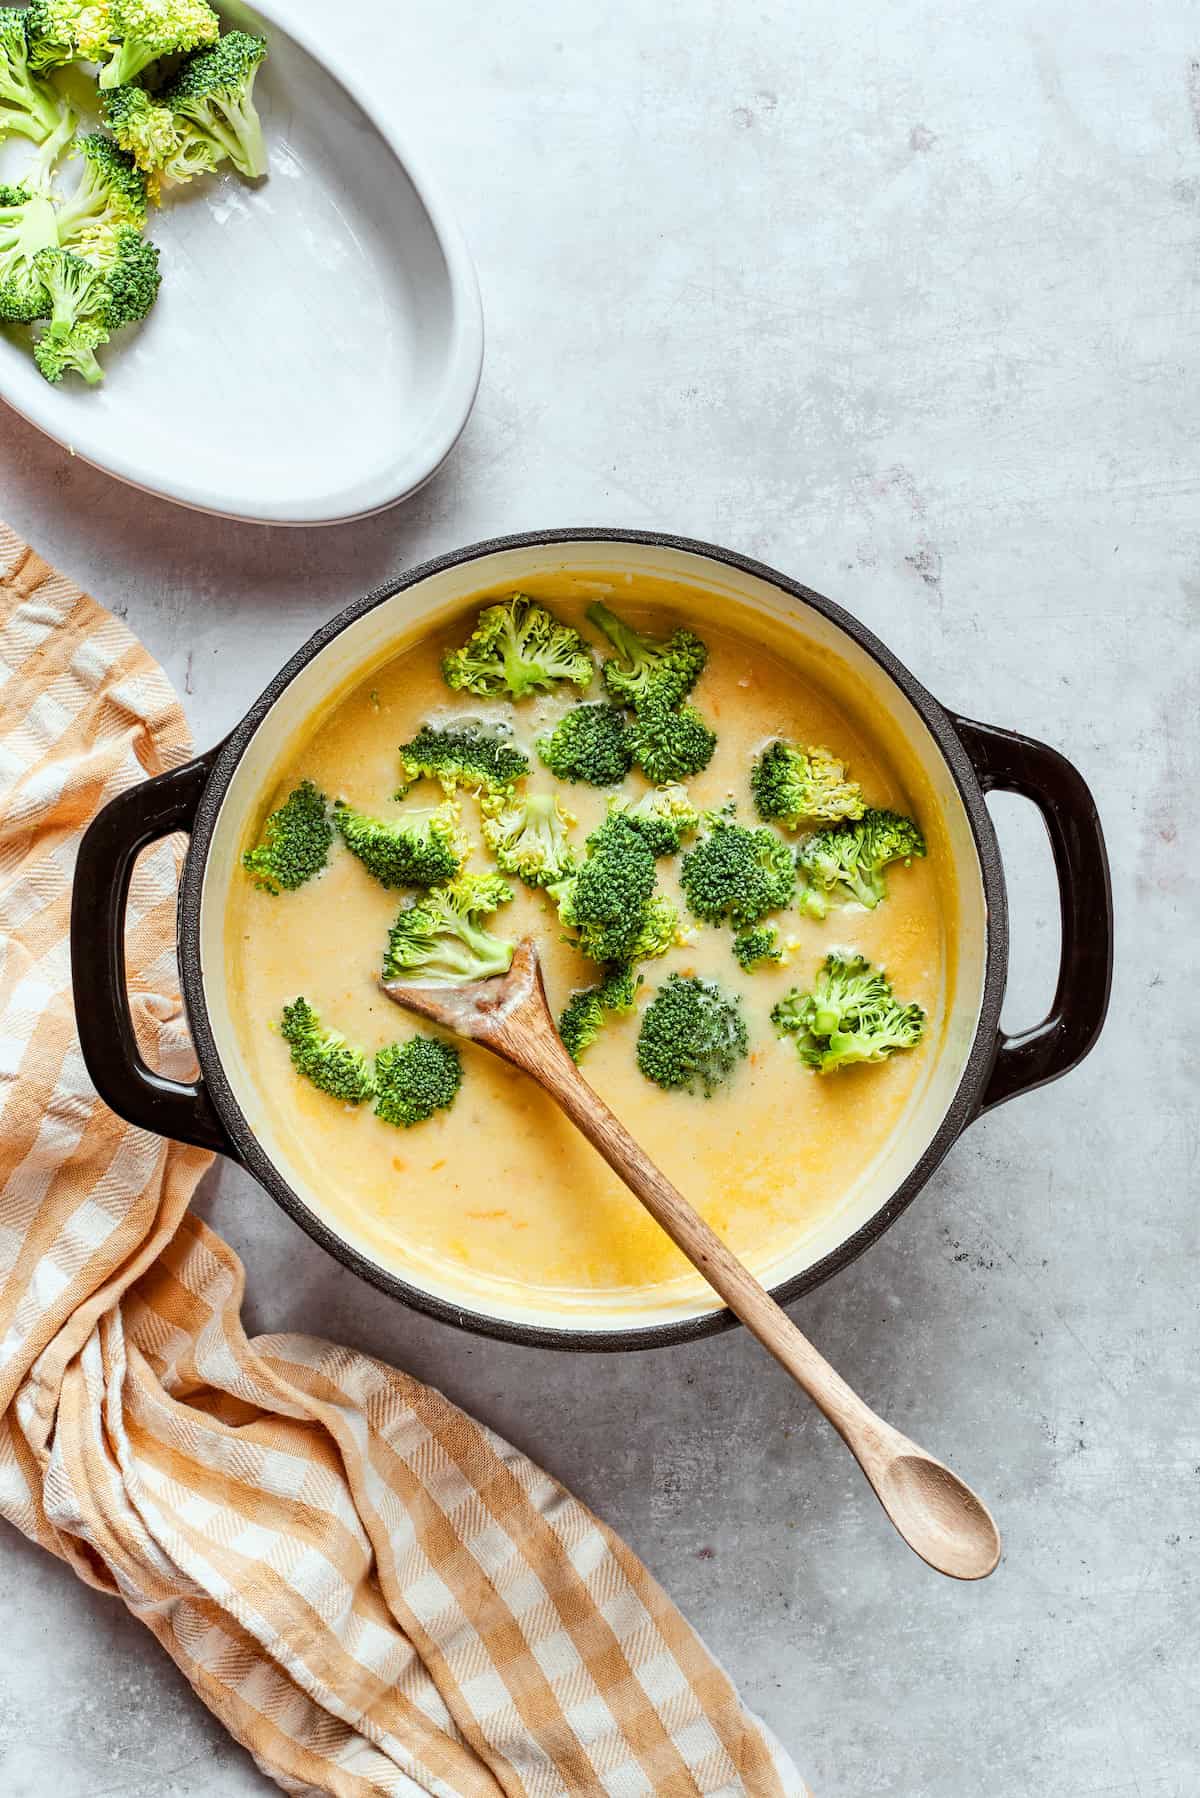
xmin=528 ymin=1031 xmax=893 ymax=1464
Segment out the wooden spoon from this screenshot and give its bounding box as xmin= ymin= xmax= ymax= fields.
xmin=381 ymin=939 xmax=1001 ymax=1580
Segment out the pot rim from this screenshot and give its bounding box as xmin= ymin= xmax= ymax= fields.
xmin=179 ymin=528 xmax=1008 ymax=1351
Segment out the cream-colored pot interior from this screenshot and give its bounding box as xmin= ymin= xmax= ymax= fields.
xmin=199 ymin=540 xmax=989 ymax=1335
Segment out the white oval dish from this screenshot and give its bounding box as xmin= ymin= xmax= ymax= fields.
xmin=0 ymin=0 xmax=483 ymax=524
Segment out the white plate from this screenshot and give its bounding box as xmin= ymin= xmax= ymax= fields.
xmin=0 ymin=1 xmax=483 ymax=524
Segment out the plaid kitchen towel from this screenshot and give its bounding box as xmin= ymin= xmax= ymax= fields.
xmin=0 ymin=524 xmax=807 ymax=1798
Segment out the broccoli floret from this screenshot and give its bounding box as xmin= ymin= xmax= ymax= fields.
xmin=97 ymin=223 xmax=159 ymax=325
xmin=442 ymin=593 xmax=593 ymax=701
xmin=557 ymin=987 xmax=603 ymax=1062
xmin=101 ymin=82 xmax=176 ymax=167
xmin=280 ymin=996 xmax=375 ymax=1105
xmin=636 ymin=973 xmax=748 ymax=1096
xmin=750 ymin=741 xmax=864 ymax=830
xmin=373 ymin=1035 xmax=461 ymax=1127
xmin=549 ymin=829 xmax=677 ymax=966
xmin=53 ymin=133 xmax=147 ymax=255
xmin=30 ymin=228 xmax=158 ymax=369
xmin=32 ymin=315 xmax=106 ymax=381
xmin=732 ymin=925 xmax=783 ymax=971
xmin=0 ymin=183 xmax=56 ymax=320
xmin=383 ymin=870 xmax=514 ymax=986
xmin=399 ymin=719 xmax=528 ymax=798
xmin=96 ymin=0 xmax=218 ymax=90
xmin=397 ymin=721 xmax=529 ymax=798
xmin=796 ymin=808 xmax=927 ymax=917
xmin=32 ymin=244 xmax=104 ymax=338
xmin=102 ymin=82 xmax=218 ymax=192
xmin=155 ymin=29 xmax=267 ymax=177
xmin=481 ymin=789 xmax=577 ymax=887
xmin=607 ymin=783 xmax=699 ymax=857
xmin=548 ymin=813 xmax=657 ymax=963
xmin=771 ymin=951 xmax=926 ymax=1073
xmin=23 ymin=0 xmax=112 ymax=70
xmin=586 ymin=601 xmax=707 ymax=710
xmin=0 ymin=8 xmax=68 ymax=142
xmin=625 ymin=693 xmax=717 ymax=785
xmin=626 ymin=892 xmax=680 ymax=962
xmin=536 ymin=702 xmax=632 ymax=786
xmin=28 ymin=228 xmax=158 ymax=380
xmin=334 ymin=799 xmax=463 ymax=890
xmin=558 ymin=962 xmax=640 ymax=1062
xmin=680 ymin=814 xmax=796 ymax=928
xmin=242 ymin=779 xmax=332 ymax=894
xmin=154 ymin=122 xmax=217 ymax=187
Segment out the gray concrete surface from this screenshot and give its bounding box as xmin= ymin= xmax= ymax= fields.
xmin=2 ymin=0 xmax=1197 ymax=1793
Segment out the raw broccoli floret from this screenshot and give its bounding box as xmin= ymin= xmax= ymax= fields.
xmin=625 ymin=692 xmax=717 ymax=785
xmin=442 ymin=593 xmax=593 ymax=701
xmin=548 ymin=813 xmax=657 ymax=963
xmin=373 ymin=1035 xmax=461 ymax=1127
xmin=53 ymin=133 xmax=147 ymax=255
xmin=153 ymin=121 xmax=216 ymax=186
xmin=481 ymin=789 xmax=577 ymax=887
xmin=23 ymin=0 xmax=113 ymax=70
xmin=771 ymin=951 xmax=926 ymax=1073
xmin=334 ymin=799 xmax=463 ymax=890
xmin=636 ymin=972 xmax=748 ymax=1096
xmin=796 ymin=808 xmax=927 ymax=917
xmin=397 ymin=722 xmax=529 ymax=798
xmin=33 ymin=314 xmax=106 ymax=381
xmin=242 ymin=779 xmax=332 ymax=894
xmin=280 ymin=996 xmax=375 ymax=1105
xmin=382 ymin=870 xmax=514 ymax=986
xmin=33 ymin=243 xmax=104 ymax=335
xmin=101 ymin=81 xmax=218 ymax=192
xmin=586 ymin=601 xmax=707 ymax=710
xmin=0 ymin=8 xmax=68 ymax=142
xmin=536 ymin=702 xmax=632 ymax=786
xmin=732 ymin=924 xmax=783 ymax=971
xmin=0 ymin=182 xmax=56 ymax=320
xmin=557 ymin=963 xmax=639 ymax=1063
xmin=607 ymin=783 xmax=699 ymax=857
xmin=96 ymin=223 xmax=159 ymax=324
xmin=28 ymin=228 xmax=158 ymax=380
xmin=101 ymin=81 xmax=175 ymax=166
xmin=100 ymin=83 xmax=174 ymax=166
xmin=680 ymin=814 xmax=796 ymax=928
xmin=750 ymin=740 xmax=864 ymax=830
xmin=96 ymin=0 xmax=218 ymax=90
xmin=155 ymin=29 xmax=267 ymax=178
xmin=31 ymin=228 xmax=158 ymax=371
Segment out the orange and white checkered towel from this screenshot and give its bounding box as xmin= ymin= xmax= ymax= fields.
xmin=0 ymin=524 xmax=807 ymax=1798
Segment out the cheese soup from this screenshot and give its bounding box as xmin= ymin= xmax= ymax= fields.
xmin=225 ymin=575 xmax=956 ymax=1318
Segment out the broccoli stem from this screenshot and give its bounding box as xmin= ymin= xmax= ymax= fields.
xmin=207 ymin=99 xmax=265 ymax=178
xmin=98 ymin=42 xmax=153 ymax=88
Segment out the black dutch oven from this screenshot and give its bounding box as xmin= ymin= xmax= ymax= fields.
xmin=70 ymin=531 xmax=1113 ymax=1349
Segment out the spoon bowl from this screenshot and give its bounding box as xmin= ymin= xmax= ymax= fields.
xmin=873 ymin=1453 xmax=1002 ymax=1581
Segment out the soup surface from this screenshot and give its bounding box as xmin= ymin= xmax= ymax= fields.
xmin=225 ymin=576 xmax=957 ymax=1318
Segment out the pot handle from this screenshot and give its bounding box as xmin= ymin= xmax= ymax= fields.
xmin=71 ymin=751 xmax=236 ymax=1156
xmin=951 ymin=715 xmax=1113 ymax=1115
